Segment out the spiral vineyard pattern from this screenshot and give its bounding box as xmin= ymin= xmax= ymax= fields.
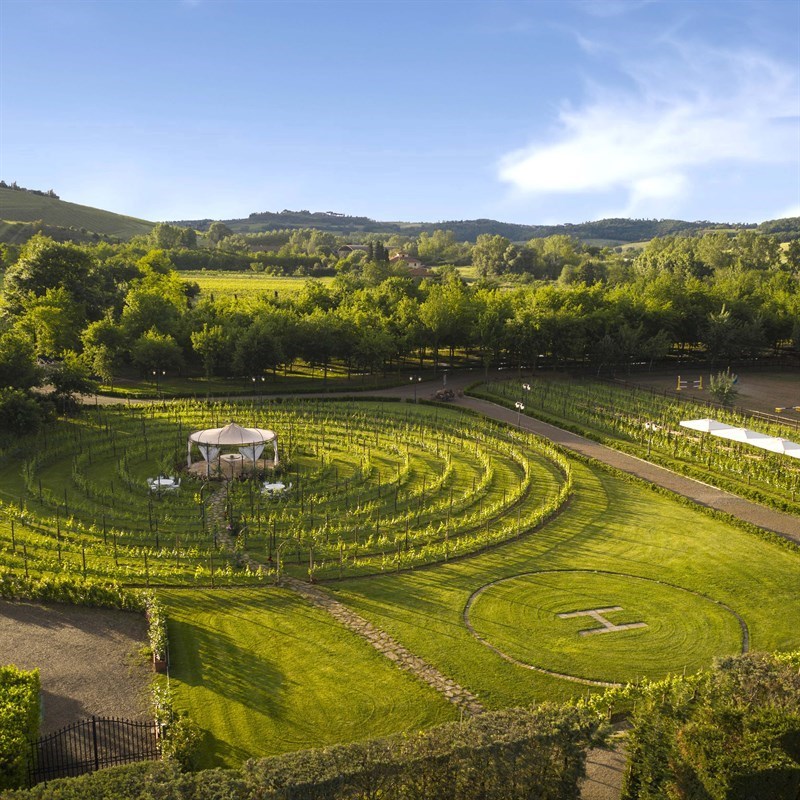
xmin=0 ymin=400 xmax=570 ymax=585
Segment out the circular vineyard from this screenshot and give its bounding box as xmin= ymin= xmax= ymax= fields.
xmin=0 ymin=400 xmax=570 ymax=585
xmin=465 ymin=570 xmax=746 ymax=685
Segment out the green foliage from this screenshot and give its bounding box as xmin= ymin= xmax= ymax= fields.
xmin=5 ymin=702 xmax=602 ymax=799
xmin=142 ymin=590 xmax=168 ymax=660
xmin=0 ymin=570 xmax=143 ymax=610
xmin=708 ymin=367 xmax=739 ymax=406
xmin=0 ymin=389 xmax=46 ymax=436
xmin=612 ymin=651 xmax=800 ymax=800
xmin=0 ymin=665 xmax=40 ymax=790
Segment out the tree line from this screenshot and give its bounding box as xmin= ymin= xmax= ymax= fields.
xmin=0 ymin=225 xmax=797 ymax=432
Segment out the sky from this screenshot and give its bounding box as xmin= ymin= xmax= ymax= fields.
xmin=1 ymin=0 xmax=799 ymax=225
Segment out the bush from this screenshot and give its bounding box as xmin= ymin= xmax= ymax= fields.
xmin=0 ymin=666 xmax=40 ymax=790
xmin=617 ymin=651 xmax=800 ymax=800
xmin=0 ymin=571 xmax=143 ymax=611
xmin=5 ymin=702 xmax=603 ymax=799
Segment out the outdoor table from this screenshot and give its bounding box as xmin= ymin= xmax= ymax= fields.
xmin=149 ymin=476 xmax=177 ymax=491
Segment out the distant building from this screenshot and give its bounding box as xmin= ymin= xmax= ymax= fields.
xmin=389 ymin=253 xmax=425 ymax=269
xmin=337 ymin=244 xmax=371 ymax=258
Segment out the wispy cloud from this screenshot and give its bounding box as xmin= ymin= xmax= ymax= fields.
xmin=498 ymin=43 xmax=799 ymax=218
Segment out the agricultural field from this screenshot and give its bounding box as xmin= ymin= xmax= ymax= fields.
xmin=0 ymin=187 xmax=154 ymax=239
xmin=183 ymin=271 xmax=334 ymax=302
xmin=0 ymin=401 xmax=568 ymax=584
xmin=1 ymin=394 xmax=798 ymax=769
xmin=475 ymin=376 xmax=800 ymax=516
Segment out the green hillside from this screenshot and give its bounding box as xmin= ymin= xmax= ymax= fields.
xmin=0 ymin=187 xmax=154 ymax=240
xmin=172 ymin=209 xmax=775 ymax=245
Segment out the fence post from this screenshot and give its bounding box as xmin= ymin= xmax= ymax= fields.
xmin=92 ymin=716 xmax=99 ymax=772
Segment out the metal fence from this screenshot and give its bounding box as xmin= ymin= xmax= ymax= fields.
xmin=28 ymin=716 xmax=160 ymax=785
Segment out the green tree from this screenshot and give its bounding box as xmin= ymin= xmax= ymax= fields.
xmin=472 ymin=234 xmax=511 ymax=277
xmin=0 ymin=332 xmax=39 ymax=390
xmin=0 ymin=388 xmax=45 ymax=435
xmin=708 ymin=368 xmax=739 ymax=406
xmin=2 ymin=235 xmax=95 ymax=315
xmin=207 ymin=221 xmax=234 ymax=246
xmin=130 ymin=329 xmax=184 ymax=375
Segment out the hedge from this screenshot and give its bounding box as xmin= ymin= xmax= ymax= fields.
xmin=585 ymin=651 xmax=800 ymax=800
xmin=5 ymin=702 xmax=604 ymax=799
xmin=0 ymin=572 xmax=144 ymax=611
xmin=0 ymin=666 xmax=40 ymax=791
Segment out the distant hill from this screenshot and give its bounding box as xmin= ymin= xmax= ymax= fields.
xmin=0 ymin=186 xmax=154 ymax=242
xmin=171 ymin=209 xmax=765 ymax=245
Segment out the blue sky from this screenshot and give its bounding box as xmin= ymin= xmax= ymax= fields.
xmin=1 ymin=0 xmax=798 ymax=225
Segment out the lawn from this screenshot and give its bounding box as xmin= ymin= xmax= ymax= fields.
xmin=161 ymin=588 xmax=456 ymax=768
xmin=330 ymin=460 xmax=800 ymax=708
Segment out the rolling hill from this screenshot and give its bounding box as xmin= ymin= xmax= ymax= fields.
xmin=0 ymin=187 xmax=154 ymax=242
xmin=171 ymin=209 xmax=764 ymax=245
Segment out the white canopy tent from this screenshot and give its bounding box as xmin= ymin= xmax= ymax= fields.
xmin=188 ymin=422 xmax=279 ymax=477
xmin=680 ymin=419 xmax=800 ymax=460
xmin=678 ymin=418 xmax=737 ymax=434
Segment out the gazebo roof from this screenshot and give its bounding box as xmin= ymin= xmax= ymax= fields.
xmin=189 ymin=422 xmax=276 ymax=446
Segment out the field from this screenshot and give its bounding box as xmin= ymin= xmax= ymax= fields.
xmin=0 ymin=187 xmax=154 ymax=240
xmin=1 ymin=389 xmax=798 ymax=769
xmin=475 ymin=376 xmax=800 ymax=516
xmin=183 ymin=270 xmax=335 ymax=302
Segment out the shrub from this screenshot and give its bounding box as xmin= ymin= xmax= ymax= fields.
xmin=618 ymin=651 xmax=800 ymax=800
xmin=0 ymin=571 xmax=143 ymax=611
xmin=0 ymin=666 xmax=40 ymax=790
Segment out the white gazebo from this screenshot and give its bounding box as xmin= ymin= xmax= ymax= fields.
xmin=187 ymin=422 xmax=279 ymax=479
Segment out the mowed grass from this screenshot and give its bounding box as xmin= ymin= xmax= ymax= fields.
xmin=330 ymin=460 xmax=800 ymax=708
xmin=183 ymin=271 xmax=334 ymax=302
xmin=468 ymin=571 xmax=743 ymax=684
xmin=162 ymin=588 xmax=456 ymax=768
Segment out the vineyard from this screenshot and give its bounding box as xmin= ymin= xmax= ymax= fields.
xmin=0 ymin=400 xmax=569 ymax=586
xmin=476 ymin=378 xmax=800 ymax=515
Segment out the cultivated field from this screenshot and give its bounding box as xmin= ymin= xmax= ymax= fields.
xmin=1 ymin=385 xmax=798 ymax=769
xmin=0 ymin=188 xmax=154 ymax=239
xmin=184 ymin=271 xmax=334 ymax=302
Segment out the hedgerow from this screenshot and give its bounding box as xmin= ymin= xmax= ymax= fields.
xmin=5 ymin=702 xmax=604 ymax=799
xmin=583 ymin=651 xmax=800 ymax=800
xmin=0 ymin=666 xmax=40 ymax=791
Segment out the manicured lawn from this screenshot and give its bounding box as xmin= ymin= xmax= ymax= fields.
xmin=467 ymin=570 xmax=743 ymax=684
xmin=162 ymin=588 xmax=456 ymax=768
xmin=330 ymin=460 xmax=800 ymax=708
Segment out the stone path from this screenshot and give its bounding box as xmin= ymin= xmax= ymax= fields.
xmin=205 ymin=481 xmax=484 ymax=715
xmin=281 ymin=575 xmax=485 ymax=716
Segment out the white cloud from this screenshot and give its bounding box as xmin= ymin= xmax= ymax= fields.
xmin=498 ymin=44 xmax=800 ymax=218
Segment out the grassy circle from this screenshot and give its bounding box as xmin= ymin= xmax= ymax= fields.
xmin=466 ymin=570 xmax=744 ymax=684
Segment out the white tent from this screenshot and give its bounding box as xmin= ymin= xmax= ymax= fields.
xmin=758 ymin=438 xmax=800 ymax=459
xmin=188 ymin=422 xmax=279 ymax=476
xmin=680 ymin=418 xmax=800 ymax=459
xmin=679 ymin=419 xmax=737 ymax=433
xmin=714 ymin=428 xmax=774 ymax=444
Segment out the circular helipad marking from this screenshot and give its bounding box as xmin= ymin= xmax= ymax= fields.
xmin=463 ymin=570 xmax=747 ymax=686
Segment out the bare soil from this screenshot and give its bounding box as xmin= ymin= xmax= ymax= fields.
xmin=0 ymin=600 xmax=152 ymax=733
xmin=621 ymin=369 xmax=800 ymax=420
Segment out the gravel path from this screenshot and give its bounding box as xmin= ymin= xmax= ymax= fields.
xmin=0 ymin=600 xmax=152 ymax=733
